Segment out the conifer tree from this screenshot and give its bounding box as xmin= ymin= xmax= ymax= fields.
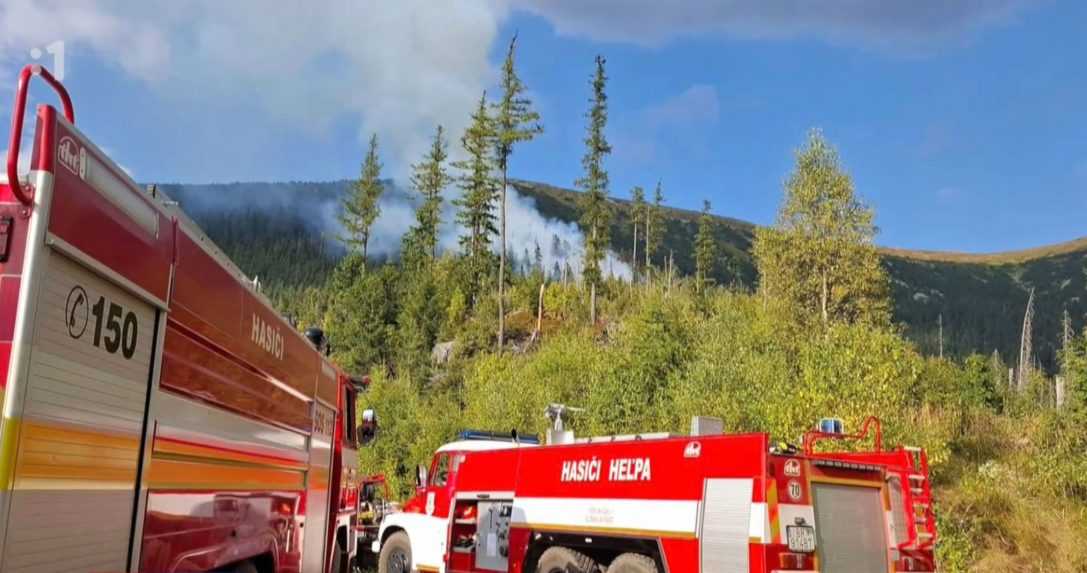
xmin=453 ymin=93 xmax=499 ymax=296
xmin=339 ymin=134 xmax=384 ymax=267
xmin=577 ymin=55 xmax=612 ymax=324
xmin=493 ymin=35 xmax=543 ymax=349
xmin=630 ymin=186 xmax=645 ymax=283
xmin=403 ymin=125 xmax=450 ymax=268
xmin=695 ymin=199 xmax=716 ymax=293
xmin=645 ymin=180 xmax=664 ymax=280
xmin=533 ymin=240 xmax=544 ymax=276
xmin=753 ymin=129 xmax=890 ymax=326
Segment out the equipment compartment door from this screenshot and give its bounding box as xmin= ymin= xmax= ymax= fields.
xmin=474 ymin=501 xmax=513 ymax=571
xmin=811 ymin=483 xmax=889 ymax=573
xmin=699 ymin=478 xmax=752 ymax=573
xmin=3 ymin=251 xmax=158 ymax=573
xmin=302 ymin=401 xmax=336 ymax=573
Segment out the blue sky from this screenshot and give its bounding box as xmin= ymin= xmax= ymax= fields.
xmin=0 ymin=1 xmax=1083 ymax=253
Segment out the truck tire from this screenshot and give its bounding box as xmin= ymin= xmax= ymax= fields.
xmin=211 ymin=560 xmax=257 ymax=573
xmin=535 ymin=546 xmax=599 ymax=573
xmin=607 ymin=553 xmax=657 ymax=573
xmin=378 ymin=531 xmax=412 ymax=573
xmin=221 ymin=561 xmax=258 ymax=573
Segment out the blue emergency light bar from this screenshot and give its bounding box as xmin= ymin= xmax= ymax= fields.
xmin=818 ymin=418 xmax=845 ymax=434
xmin=458 ymin=430 xmax=540 ymax=444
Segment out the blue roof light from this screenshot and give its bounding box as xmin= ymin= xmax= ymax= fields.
xmin=458 ymin=430 xmax=540 ymax=444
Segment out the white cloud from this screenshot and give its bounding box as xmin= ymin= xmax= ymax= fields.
xmin=645 ymin=84 xmax=720 ymax=128
xmin=0 ymin=0 xmax=511 ymax=175
xmin=512 ymin=0 xmax=1033 ymax=51
xmin=613 ymin=84 xmax=720 ymax=166
xmin=0 ymin=1 xmax=1032 ymax=185
xmin=0 ymin=0 xmax=169 ymax=81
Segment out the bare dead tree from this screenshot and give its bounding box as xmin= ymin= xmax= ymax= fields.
xmin=937 ymin=313 xmax=944 ymax=359
xmin=1062 ymin=308 xmax=1073 ymax=367
xmin=1017 ymin=288 xmax=1035 ymax=393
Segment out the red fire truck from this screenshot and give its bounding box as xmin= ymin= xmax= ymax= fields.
xmin=374 ymin=409 xmax=937 ymax=573
xmin=0 ymin=64 xmax=368 ymax=572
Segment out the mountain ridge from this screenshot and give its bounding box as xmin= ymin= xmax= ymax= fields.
xmin=157 ymin=178 xmax=1085 ymax=371
xmin=157 ymin=176 xmax=1086 ymax=264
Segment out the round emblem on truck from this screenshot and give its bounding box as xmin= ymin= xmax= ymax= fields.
xmin=65 ymin=285 xmax=89 ymax=339
xmin=787 ymin=479 xmax=803 ymax=501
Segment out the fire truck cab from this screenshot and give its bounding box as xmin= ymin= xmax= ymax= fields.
xmin=375 ymin=413 xmax=937 ymax=573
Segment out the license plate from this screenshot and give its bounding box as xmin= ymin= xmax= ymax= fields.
xmin=787 ymin=525 xmax=816 ymax=553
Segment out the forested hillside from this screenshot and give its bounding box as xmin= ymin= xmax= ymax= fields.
xmin=512 ymin=180 xmax=1086 ymax=372
xmin=153 ymin=126 xmax=1087 ymax=572
xmin=161 ymin=178 xmax=1085 ymax=370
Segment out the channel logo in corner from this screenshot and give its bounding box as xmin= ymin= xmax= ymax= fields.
xmin=57 ymin=136 xmax=86 ymax=179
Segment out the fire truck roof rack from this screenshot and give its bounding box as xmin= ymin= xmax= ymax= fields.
xmin=811 ymin=459 xmax=883 ymax=472
xmin=575 ymin=432 xmax=678 ymax=444
xmin=458 ymin=430 xmax=540 ymax=445
xmin=802 ymin=415 xmax=884 ymax=455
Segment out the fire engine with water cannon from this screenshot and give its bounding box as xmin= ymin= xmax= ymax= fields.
xmin=374 ymin=405 xmax=938 ymax=573
xmin=0 ymin=64 xmax=377 ymax=573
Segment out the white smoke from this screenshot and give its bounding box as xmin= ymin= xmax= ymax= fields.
xmin=501 ymin=188 xmax=631 ymax=280
xmin=330 ymin=181 xmax=631 ymax=280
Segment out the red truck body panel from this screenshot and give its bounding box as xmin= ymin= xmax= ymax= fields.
xmin=381 ymin=426 xmax=937 ymax=573
xmin=0 ymin=67 xmax=361 ymax=573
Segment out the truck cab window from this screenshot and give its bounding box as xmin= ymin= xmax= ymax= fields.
xmin=430 ymin=453 xmax=450 ymax=488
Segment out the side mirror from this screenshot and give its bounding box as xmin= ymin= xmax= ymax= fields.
xmin=357 ymin=408 xmax=377 ymax=446
xmin=362 ymin=483 xmax=376 ymax=503
xmin=416 ymin=464 xmax=428 ymax=489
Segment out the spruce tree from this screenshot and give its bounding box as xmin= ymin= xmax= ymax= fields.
xmin=533 ymin=240 xmax=544 ymax=275
xmin=339 ymin=134 xmax=384 ymax=267
xmin=576 ymin=55 xmax=612 ymax=324
xmin=403 ymin=125 xmax=450 ymax=268
xmin=630 ymin=186 xmax=645 ymax=283
xmin=695 ymin=199 xmax=716 ymax=293
xmin=453 ymin=93 xmax=499 ymax=297
xmin=493 ymin=34 xmax=543 ymax=350
xmin=645 ymin=180 xmax=664 ymax=280
xmin=752 ymin=129 xmax=890 ymax=326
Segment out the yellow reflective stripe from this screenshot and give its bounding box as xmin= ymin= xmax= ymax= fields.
xmin=12 ymin=420 xmax=139 ymax=489
xmin=0 ymin=414 xmax=21 ymax=491
xmin=147 ymin=457 xmax=305 ymax=491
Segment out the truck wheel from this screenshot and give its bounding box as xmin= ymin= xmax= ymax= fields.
xmin=607 ymin=553 xmax=657 ymax=573
xmin=535 ymin=546 xmax=599 ymax=573
xmin=378 ymin=531 xmax=412 ymax=573
xmin=211 ymin=560 xmax=257 ymax=573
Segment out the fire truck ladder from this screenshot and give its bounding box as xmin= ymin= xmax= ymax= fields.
xmin=900 ymin=446 xmax=937 ymax=550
